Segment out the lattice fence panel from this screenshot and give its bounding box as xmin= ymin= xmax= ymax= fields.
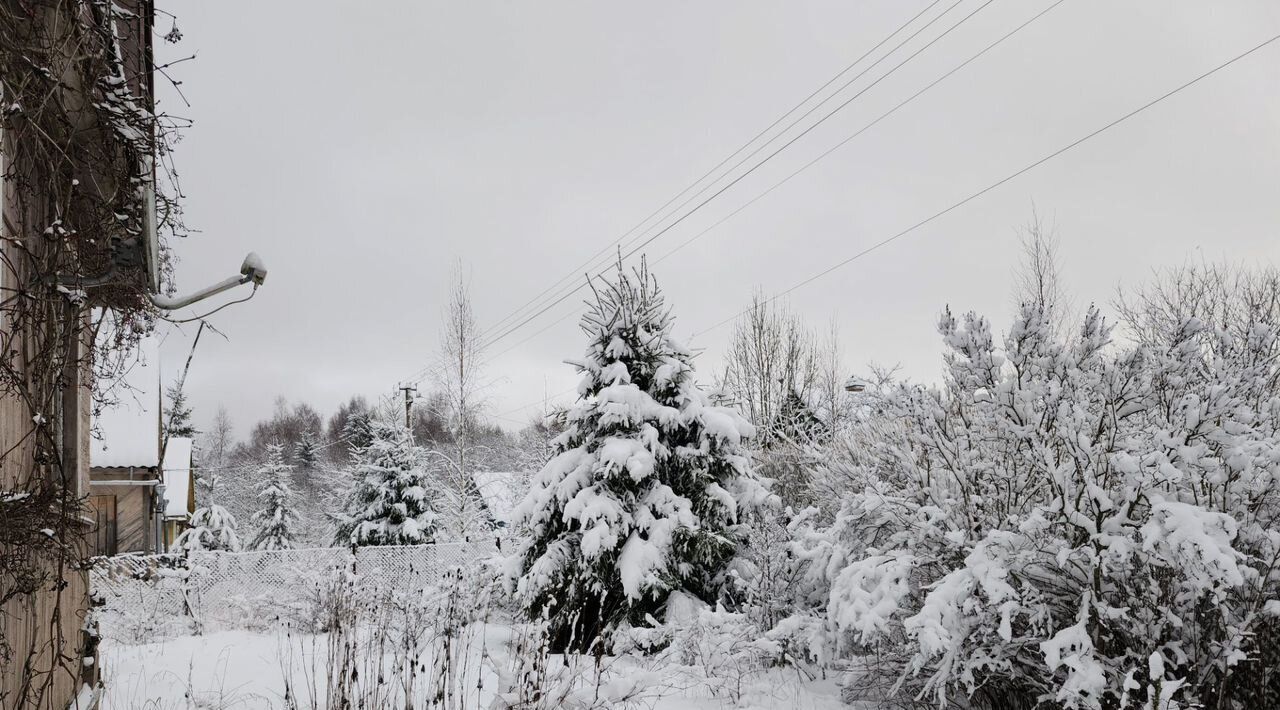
xmin=90 ymin=542 xmax=493 ymax=641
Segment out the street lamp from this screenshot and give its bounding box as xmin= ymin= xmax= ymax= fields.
xmin=149 ymin=253 xmax=268 ymax=310
xmin=844 ymin=375 xmax=869 ymax=393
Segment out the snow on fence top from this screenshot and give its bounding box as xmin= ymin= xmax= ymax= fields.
xmin=91 ymin=542 xmax=496 ymax=641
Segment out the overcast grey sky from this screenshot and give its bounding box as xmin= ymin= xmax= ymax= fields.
xmin=154 ymin=0 xmax=1279 ymax=438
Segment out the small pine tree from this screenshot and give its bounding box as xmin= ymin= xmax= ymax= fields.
xmin=248 ymin=443 xmax=299 ymax=550
xmin=175 ymin=504 xmax=242 ymax=552
xmin=770 ymin=390 xmax=826 ymax=444
xmin=334 ymin=419 xmax=437 ymax=546
xmin=163 ymin=381 xmax=198 ymax=440
xmin=761 ymin=390 xmax=828 ymax=506
xmin=340 ymin=411 xmax=374 ymax=460
xmin=163 ymin=382 xmax=200 ymax=501
xmin=511 ymin=258 xmax=768 ymax=651
xmin=294 ymin=428 xmax=321 ymax=492
xmin=295 ymin=429 xmax=321 ymax=470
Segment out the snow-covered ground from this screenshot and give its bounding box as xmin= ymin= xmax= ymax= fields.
xmin=100 ymin=627 xmax=851 ymax=709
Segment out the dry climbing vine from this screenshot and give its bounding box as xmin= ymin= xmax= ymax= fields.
xmin=0 ymin=1 xmax=187 ymax=704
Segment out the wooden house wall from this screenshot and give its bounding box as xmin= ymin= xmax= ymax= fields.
xmin=87 ymin=483 xmax=156 ymax=554
xmin=1 ymin=3 xmax=154 ymax=706
xmin=0 ymin=565 xmax=92 ymax=709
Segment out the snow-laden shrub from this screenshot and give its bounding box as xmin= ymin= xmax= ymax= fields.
xmin=724 ymin=507 xmax=809 ymax=630
xmin=90 ymin=554 xmax=198 ymax=643
xmin=790 ymin=302 xmax=1280 ymax=709
xmin=173 ymin=504 xmax=241 ymax=552
xmin=493 ymin=617 xmax=659 ymax=710
xmin=613 ymin=592 xmax=790 ymax=705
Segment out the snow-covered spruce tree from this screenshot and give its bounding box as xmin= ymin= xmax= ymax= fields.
xmin=511 ymin=258 xmax=768 ymax=651
xmin=293 ymin=428 xmax=321 ymax=492
xmin=789 ymin=299 xmax=1280 ymax=709
xmin=248 ymin=443 xmax=300 ymax=551
xmin=163 ymin=380 xmax=198 ymax=441
xmin=333 ymin=419 xmax=437 ymax=546
xmin=294 ymin=429 xmax=321 ymax=470
xmin=174 ymin=504 xmax=242 ymax=552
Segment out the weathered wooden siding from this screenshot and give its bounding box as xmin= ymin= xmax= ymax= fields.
xmin=1 ymin=1 xmax=155 ymax=705
xmin=0 ymin=48 xmax=95 ymax=710
xmin=87 ymin=481 xmax=155 ymax=554
xmin=0 ymin=561 xmax=93 ymax=709
xmin=0 ymin=355 xmax=95 ymax=708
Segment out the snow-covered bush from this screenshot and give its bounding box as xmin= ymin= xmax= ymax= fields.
xmin=723 ymin=506 xmax=809 ymax=632
xmin=791 ymin=299 xmax=1280 ymax=709
xmin=510 ymin=258 xmax=768 ymax=651
xmin=615 ymin=593 xmax=789 ymax=704
xmin=334 ymin=419 xmax=438 ymax=546
xmin=492 ymin=617 xmax=660 ymax=710
xmin=174 ymin=504 xmax=242 ymax=552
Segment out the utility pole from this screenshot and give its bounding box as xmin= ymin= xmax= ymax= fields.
xmin=397 ymin=383 xmax=418 ymax=432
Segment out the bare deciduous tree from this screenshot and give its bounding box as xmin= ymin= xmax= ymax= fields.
xmin=813 ymin=319 xmax=850 ymax=434
xmin=199 ymin=405 xmax=235 ymax=499
xmin=1012 ymin=211 xmax=1073 ymax=337
xmin=433 ymin=264 xmax=491 ymax=535
xmin=721 ymin=292 xmax=819 ymax=438
xmin=1115 ymin=260 xmax=1280 ymax=353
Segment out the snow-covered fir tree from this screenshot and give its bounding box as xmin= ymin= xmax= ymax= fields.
xmin=163 ymin=381 xmax=198 ymax=440
xmin=511 ymin=258 xmax=768 ymax=650
xmin=295 ymin=429 xmax=320 ymax=469
xmin=333 ymin=419 xmax=437 ymax=546
xmin=178 ymin=416 xmax=241 ymax=552
xmin=174 ymin=504 xmax=242 ymax=552
xmin=770 ymin=390 xmax=825 ymax=446
xmin=293 ymin=428 xmax=321 ymax=492
xmin=248 ymin=443 xmax=299 ymax=550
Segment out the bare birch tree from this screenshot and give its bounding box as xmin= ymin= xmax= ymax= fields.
xmin=814 ymin=319 xmax=850 ymax=434
xmin=199 ymin=405 xmax=235 ymax=499
xmin=720 ymin=293 xmax=823 ymax=507
xmin=1012 ymin=211 xmax=1073 ymax=337
xmin=721 ymin=292 xmax=819 ymax=439
xmin=433 ymin=264 xmax=490 ymax=538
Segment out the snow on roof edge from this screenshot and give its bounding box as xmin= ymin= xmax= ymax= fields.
xmin=161 ymin=436 xmax=193 ymax=518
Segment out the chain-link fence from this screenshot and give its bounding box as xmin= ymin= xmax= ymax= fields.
xmin=90 ymin=542 xmax=496 ymax=641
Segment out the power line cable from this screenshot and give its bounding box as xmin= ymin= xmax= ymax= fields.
xmin=476 ymin=0 xmax=949 ymax=342
xmin=655 ymin=0 xmax=1068 ymax=266
xmin=689 ymin=31 xmax=1280 ymax=339
xmin=492 ymin=385 xmax=579 ymax=421
xmin=480 ymin=0 xmax=975 ymax=349
xmin=481 ymin=0 xmax=1069 ymax=357
xmin=480 ymin=0 xmax=998 ymax=352
xmin=490 ymin=23 xmax=1280 ymax=421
